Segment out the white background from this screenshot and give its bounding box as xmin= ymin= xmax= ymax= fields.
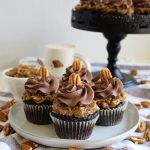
xmin=0 ymin=0 xmax=150 ymax=69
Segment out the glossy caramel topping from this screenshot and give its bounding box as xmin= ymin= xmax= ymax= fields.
xmin=52 ymin=99 xmax=98 ymax=118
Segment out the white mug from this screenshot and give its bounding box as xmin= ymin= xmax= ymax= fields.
xmin=44 ymin=44 xmax=91 ymax=78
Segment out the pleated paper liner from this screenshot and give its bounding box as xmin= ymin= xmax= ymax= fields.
xmin=24 ymin=104 xmax=52 ymax=125
xmin=96 ymin=101 xmax=128 ymax=126
xmin=50 ymin=111 xmax=99 ymax=140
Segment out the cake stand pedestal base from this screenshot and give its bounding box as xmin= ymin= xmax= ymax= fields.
xmin=103 ymin=32 xmax=138 ymax=87
xmin=71 ymin=10 xmax=147 ymax=87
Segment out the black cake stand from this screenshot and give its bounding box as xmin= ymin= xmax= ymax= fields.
xmin=71 ymin=9 xmax=150 ymax=87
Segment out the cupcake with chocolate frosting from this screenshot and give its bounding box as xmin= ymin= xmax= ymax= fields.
xmin=60 ymin=60 xmax=93 ymax=87
xmin=102 ymin=0 xmax=134 ymax=15
xmin=133 ymin=0 xmax=150 ymax=14
xmin=76 ymin=0 xmax=134 ymax=15
xmin=76 ymin=0 xmax=104 ymax=11
xmin=92 ymin=68 xmax=127 ymax=126
xmin=51 ymin=73 xmax=99 ymax=139
xmin=22 ymin=66 xmax=59 ymax=124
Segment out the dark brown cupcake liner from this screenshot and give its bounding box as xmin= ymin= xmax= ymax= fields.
xmin=50 ymin=112 xmax=99 ymax=140
xmin=24 ymin=104 xmax=52 ymax=125
xmin=96 ymin=101 xmax=128 ymax=126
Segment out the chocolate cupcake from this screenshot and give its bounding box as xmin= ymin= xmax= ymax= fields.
xmin=76 ymin=0 xmax=104 ymax=11
xmin=51 ymin=73 xmax=99 ymax=139
xmin=133 ymin=0 xmax=150 ymax=14
xmin=76 ymin=0 xmax=134 ymax=15
xmin=22 ymin=66 xmax=59 ymax=124
xmin=60 ymin=60 xmax=93 ymax=86
xmin=102 ymin=0 xmax=134 ymax=15
xmin=92 ymin=68 xmax=128 ymax=126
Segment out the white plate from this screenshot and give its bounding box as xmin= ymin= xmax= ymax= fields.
xmin=9 ymin=102 xmax=139 ymax=149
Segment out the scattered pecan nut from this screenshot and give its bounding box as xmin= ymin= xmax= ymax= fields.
xmin=130 ymin=68 xmax=137 ymax=76
xmin=147 ymin=114 xmax=150 ymax=120
xmin=141 ymin=101 xmax=150 ymax=108
xmin=0 ymin=99 xmax=16 ymax=111
xmin=0 ymin=111 xmax=8 ymax=122
xmin=21 ymin=141 xmax=39 ymax=150
xmin=140 ymin=80 xmax=149 ymax=84
xmin=3 ymin=123 xmax=15 ymax=136
xmin=52 ymin=60 xmax=64 ymax=68
xmin=21 ymin=144 xmax=32 ymax=150
xmin=128 ymin=136 xmax=146 ymax=144
xmin=135 ymin=122 xmax=146 ymax=132
xmin=143 ymin=129 xmax=150 ymax=141
xmin=0 ymin=124 xmax=4 ymax=132
xmin=135 ymin=104 xmax=143 ymax=110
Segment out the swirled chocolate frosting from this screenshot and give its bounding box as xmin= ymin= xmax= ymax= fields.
xmin=133 ymin=0 xmax=150 ymax=7
xmin=25 ymin=75 xmax=59 ymax=95
xmin=62 ymin=66 xmax=93 ymax=83
xmin=57 ymin=83 xmax=94 ymax=107
xmin=93 ymin=77 xmax=123 ymax=99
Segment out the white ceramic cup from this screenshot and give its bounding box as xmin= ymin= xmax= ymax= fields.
xmin=2 ymin=68 xmax=27 ymax=102
xmin=45 ymin=44 xmax=91 ymax=78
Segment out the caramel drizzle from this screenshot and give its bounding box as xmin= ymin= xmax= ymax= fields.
xmin=69 ymin=73 xmax=82 ymax=86
xmin=72 ymin=60 xmax=82 ymax=72
xmin=37 ymin=66 xmax=49 ymax=81
xmin=30 ymin=96 xmax=45 ymax=104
